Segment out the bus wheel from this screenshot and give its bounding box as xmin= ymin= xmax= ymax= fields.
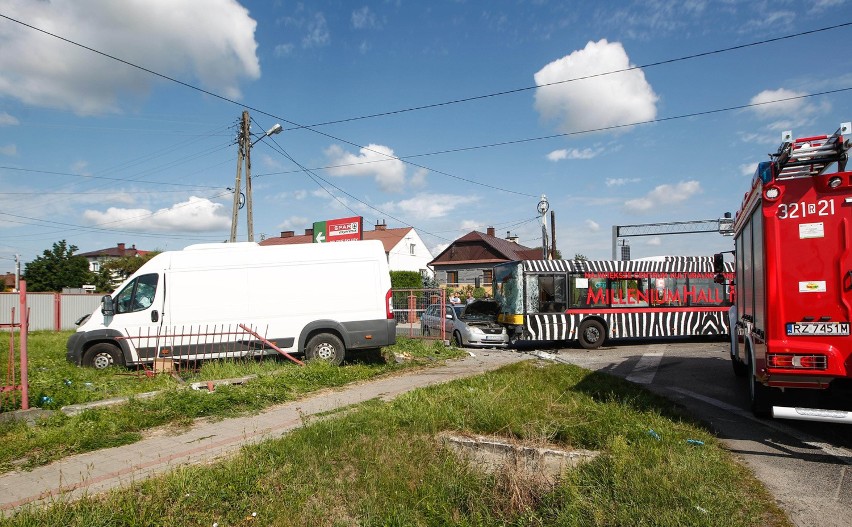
xmin=305 ymin=333 xmax=345 ymax=366
xmin=578 ymin=320 xmax=605 ymax=350
xmin=83 ymin=343 xmax=123 ymax=370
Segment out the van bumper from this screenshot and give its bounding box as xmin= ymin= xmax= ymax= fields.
xmin=343 ymin=319 xmax=396 ymax=349
xmin=66 ymin=332 xmax=86 ymax=365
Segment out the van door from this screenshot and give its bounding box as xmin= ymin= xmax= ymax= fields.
xmin=107 ymin=273 xmax=165 ymax=364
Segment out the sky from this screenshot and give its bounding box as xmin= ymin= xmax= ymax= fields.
xmin=1 ymin=0 xmax=852 ymax=274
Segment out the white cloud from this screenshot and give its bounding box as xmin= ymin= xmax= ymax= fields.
xmin=739 ymin=162 xmax=758 ymax=177
xmin=303 ymin=12 xmax=330 ymax=48
xmin=459 ymin=220 xmax=482 ymax=231
xmin=276 ymin=216 xmax=309 ymax=231
xmin=82 ymin=196 xmax=230 ymax=232
xmin=325 ymin=144 xmax=407 ymax=192
xmin=352 ymin=6 xmax=380 ymax=29
xmin=274 ymin=43 xmax=295 ymax=57
xmin=0 ymin=144 xmax=17 ymax=156
xmin=0 ymin=0 xmax=260 ymax=115
xmin=409 ymin=168 xmax=428 ymax=188
xmin=748 ymin=89 xmax=811 ymax=118
xmin=646 ymin=237 xmax=662 ymax=246
xmin=0 ymin=112 xmax=19 ymax=126
xmin=584 ymin=219 xmax=600 ymax=232
xmin=534 ymin=39 xmax=658 ymax=134
xmin=623 ymin=180 xmax=702 ymax=214
xmin=379 ymin=193 xmax=478 ymax=220
xmin=605 ymin=177 xmax=640 ymax=187
xmin=546 ymin=147 xmax=602 ymax=161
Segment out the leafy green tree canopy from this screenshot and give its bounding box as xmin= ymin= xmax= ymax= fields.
xmin=23 ymin=240 xmax=93 ymax=292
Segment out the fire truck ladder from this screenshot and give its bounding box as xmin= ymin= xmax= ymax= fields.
xmin=772 ymin=122 xmax=852 ymax=178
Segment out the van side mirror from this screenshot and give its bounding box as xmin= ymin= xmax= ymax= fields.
xmin=101 ymin=295 xmax=115 ymax=317
xmin=712 ymin=253 xmax=725 ymax=273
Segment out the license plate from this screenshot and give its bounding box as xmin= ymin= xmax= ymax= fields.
xmin=484 ymin=335 xmax=503 ymax=341
xmin=786 ymin=322 xmax=850 ymax=336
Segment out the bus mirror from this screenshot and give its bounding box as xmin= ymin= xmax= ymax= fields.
xmin=712 ymin=253 xmax=725 ymax=273
xmin=101 ymin=295 xmax=115 ymax=317
xmin=713 ymin=273 xmax=726 ymax=285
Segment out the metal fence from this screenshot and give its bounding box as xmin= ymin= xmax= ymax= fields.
xmin=392 ymin=288 xmax=444 ymax=340
xmin=0 ymin=292 xmax=101 ymax=331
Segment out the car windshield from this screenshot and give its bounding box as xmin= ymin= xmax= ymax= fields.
xmin=451 ymin=305 xmax=464 ymax=318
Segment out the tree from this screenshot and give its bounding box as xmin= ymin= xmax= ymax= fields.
xmin=93 ymin=252 xmax=161 ymax=292
xmin=574 ymin=253 xmax=588 ymax=261
xmin=23 ymin=240 xmax=93 ymax=292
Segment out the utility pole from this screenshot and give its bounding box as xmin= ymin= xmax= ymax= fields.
xmin=537 ymin=194 xmax=549 ymax=259
xmin=550 ymin=210 xmax=556 ymax=260
xmin=230 ymin=111 xmax=249 ymax=243
xmin=230 ymin=112 xmax=282 ymax=243
xmin=14 ymin=254 xmax=20 ymax=292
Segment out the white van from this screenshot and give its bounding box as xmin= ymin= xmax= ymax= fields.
xmin=67 ymin=240 xmax=396 ymax=368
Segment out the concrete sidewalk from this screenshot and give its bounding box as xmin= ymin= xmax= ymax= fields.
xmin=0 ymin=350 xmax=530 ymax=516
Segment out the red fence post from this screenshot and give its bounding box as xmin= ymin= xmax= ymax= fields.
xmin=54 ymin=292 xmax=61 ymax=331
xmin=19 ymin=280 xmax=28 ymax=411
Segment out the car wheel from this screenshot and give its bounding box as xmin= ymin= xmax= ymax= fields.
xmin=578 ymin=319 xmax=605 ymax=349
xmin=451 ymin=331 xmax=463 ymax=347
xmin=82 ymin=343 xmax=123 ymax=369
xmin=305 ymin=333 xmax=345 ymax=366
xmin=422 ymin=323 xmax=430 ymax=337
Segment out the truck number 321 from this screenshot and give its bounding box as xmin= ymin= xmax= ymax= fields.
xmin=777 ymin=199 xmax=835 ymax=219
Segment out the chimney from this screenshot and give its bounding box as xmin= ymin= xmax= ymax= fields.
xmin=375 ymin=220 xmax=387 ymax=231
xmin=304 ymin=228 xmax=313 ymax=236
xmin=506 ymin=231 xmax=519 ymax=244
xmin=117 ymin=243 xmax=125 ymax=255
xmin=280 ymin=231 xmax=295 ymax=238
xmin=486 ymin=226 xmax=495 ymax=237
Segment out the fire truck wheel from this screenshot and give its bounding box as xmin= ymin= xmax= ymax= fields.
xmin=83 ymin=343 xmax=123 ymax=370
xmin=578 ymin=320 xmax=605 ymax=350
xmin=305 ymin=333 xmax=345 ymax=366
xmin=748 ymin=349 xmax=772 ymax=417
xmin=731 ymin=355 xmax=748 ymax=377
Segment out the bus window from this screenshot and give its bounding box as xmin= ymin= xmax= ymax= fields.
xmin=609 ymin=278 xmax=651 ymax=307
xmin=687 ymin=274 xmax=730 ymax=306
xmin=494 ymin=263 xmax=523 ymax=315
xmin=536 ymin=274 xmax=566 ymax=312
xmin=570 ymin=275 xmax=608 ymax=308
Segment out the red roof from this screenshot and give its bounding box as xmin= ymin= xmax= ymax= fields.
xmin=77 ymin=243 xmax=149 ymax=258
xmin=429 ymin=231 xmax=535 ymax=267
xmin=260 ymin=227 xmax=413 ymax=253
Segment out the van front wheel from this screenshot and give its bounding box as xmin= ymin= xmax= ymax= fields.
xmin=83 ymin=343 xmax=123 ymax=369
xmin=305 ymin=333 xmax=345 ymax=366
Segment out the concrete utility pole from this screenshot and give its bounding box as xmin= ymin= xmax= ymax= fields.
xmin=229 ymin=111 xmax=249 ymax=243
xmin=550 ymin=210 xmax=556 ymax=260
xmin=229 ymin=112 xmax=282 ymax=243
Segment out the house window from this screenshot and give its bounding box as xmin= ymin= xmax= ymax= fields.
xmin=410 ymin=243 xmax=416 ymax=255
xmin=482 ymin=269 xmax=493 ymax=286
xmin=446 ymin=271 xmax=459 ymax=286
xmin=91 ymin=261 xmax=100 ymax=272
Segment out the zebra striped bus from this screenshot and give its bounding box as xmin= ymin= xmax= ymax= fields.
xmin=493 ymin=256 xmax=735 ymax=349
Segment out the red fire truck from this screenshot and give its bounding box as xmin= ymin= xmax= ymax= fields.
xmin=716 ymin=123 xmax=852 ymax=423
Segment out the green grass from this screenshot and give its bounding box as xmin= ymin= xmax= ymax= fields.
xmin=0 ymin=331 xmax=462 ymax=472
xmin=1 ymin=361 xmax=790 ymax=527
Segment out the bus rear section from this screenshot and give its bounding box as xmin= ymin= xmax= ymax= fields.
xmin=726 ymin=123 xmax=852 ymax=423
xmin=495 ymin=257 xmax=733 ymax=349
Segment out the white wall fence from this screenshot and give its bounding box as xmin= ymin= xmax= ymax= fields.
xmin=0 ymin=293 xmax=101 ymax=331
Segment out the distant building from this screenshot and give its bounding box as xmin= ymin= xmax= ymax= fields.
xmin=260 ymin=221 xmax=434 ymax=278
xmin=77 ymin=243 xmax=151 ymax=273
xmin=429 ymin=227 xmax=539 ymax=290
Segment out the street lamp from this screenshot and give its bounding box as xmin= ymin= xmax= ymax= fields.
xmin=252 ymin=123 xmax=282 ymax=146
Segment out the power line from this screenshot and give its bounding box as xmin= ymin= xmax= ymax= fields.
xmin=294 ymin=22 xmax=852 ymax=129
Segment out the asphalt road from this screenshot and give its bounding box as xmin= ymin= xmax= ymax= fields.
xmin=526 ymin=338 xmax=852 ymax=527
